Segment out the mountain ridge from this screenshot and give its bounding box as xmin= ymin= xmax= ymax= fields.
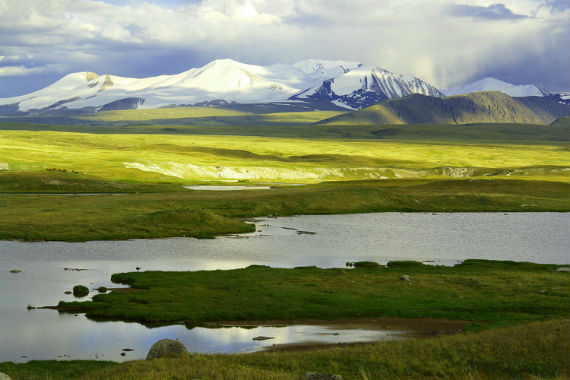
xmin=0 ymin=59 xmax=442 ymax=114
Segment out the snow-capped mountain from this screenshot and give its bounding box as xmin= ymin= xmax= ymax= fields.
xmin=445 ymin=77 xmax=544 ymax=98
xmin=0 ymin=59 xmax=444 ymax=114
xmin=294 ymin=65 xmax=444 ymax=109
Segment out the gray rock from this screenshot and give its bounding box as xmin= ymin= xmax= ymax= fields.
xmin=555 ymin=267 xmax=570 ymax=272
xmin=146 ymin=339 xmax=188 ymax=360
xmin=304 ymin=372 xmax=344 ymax=380
xmin=399 ymin=274 xmax=411 ymax=281
xmin=0 ymin=372 xmax=11 ymax=380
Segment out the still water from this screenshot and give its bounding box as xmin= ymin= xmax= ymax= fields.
xmin=1 ymin=212 xmax=568 ymax=362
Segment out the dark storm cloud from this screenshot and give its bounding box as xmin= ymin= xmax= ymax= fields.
xmin=448 ymin=3 xmax=529 ymax=20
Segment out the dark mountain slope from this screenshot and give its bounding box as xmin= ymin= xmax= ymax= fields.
xmin=318 ymin=91 xmax=569 ymax=125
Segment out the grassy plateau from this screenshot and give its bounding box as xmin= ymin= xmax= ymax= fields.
xmin=1 ymin=107 xmax=569 ymax=379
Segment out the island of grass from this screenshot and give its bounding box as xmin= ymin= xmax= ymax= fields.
xmin=58 ymin=260 xmax=569 ymax=327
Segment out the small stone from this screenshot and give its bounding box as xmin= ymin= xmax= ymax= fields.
xmin=146 ymin=339 xmax=188 ymax=360
xmin=120 ymin=352 xmax=126 ymax=356
xmin=64 ymin=291 xmax=72 ymax=294
xmin=399 ymin=274 xmax=411 ymax=281
xmin=252 ymin=336 xmax=274 ymax=341
xmin=9 ymin=269 xmax=21 ymax=273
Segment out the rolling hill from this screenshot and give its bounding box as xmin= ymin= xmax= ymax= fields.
xmin=317 ymin=91 xmax=570 ymax=125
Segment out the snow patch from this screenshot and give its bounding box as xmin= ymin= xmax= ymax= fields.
xmin=331 ymin=100 xmax=356 ymax=110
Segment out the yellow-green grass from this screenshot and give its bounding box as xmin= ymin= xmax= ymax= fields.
xmin=78 ymin=106 xmax=250 ymax=121
xmin=79 ymin=107 xmax=345 ymax=124
xmin=1 ymin=130 xmax=568 ymax=183
xmin=1 ymin=319 xmax=568 ymax=380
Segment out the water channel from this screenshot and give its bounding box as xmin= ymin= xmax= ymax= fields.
xmin=1 ymin=212 xmax=568 ymax=362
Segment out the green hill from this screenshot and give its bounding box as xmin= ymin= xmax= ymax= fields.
xmin=319 ymin=91 xmax=569 ymax=125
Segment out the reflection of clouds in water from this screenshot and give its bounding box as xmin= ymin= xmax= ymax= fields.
xmin=1 ymin=212 xmax=568 ymax=362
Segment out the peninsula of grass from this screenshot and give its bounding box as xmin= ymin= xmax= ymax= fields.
xmin=0 ymin=178 xmax=569 ymax=241
xmin=57 ymin=260 xmax=570 ymax=327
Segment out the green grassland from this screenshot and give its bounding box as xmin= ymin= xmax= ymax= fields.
xmin=1 ymin=318 xmax=567 ymax=380
xmin=0 ymin=178 xmax=568 ymax=241
xmin=79 ymin=107 xmax=345 ymax=125
xmin=1 ymin=113 xmax=569 ymax=241
xmin=1 ymin=109 xmax=569 ymax=379
xmin=1 ymin=128 xmax=569 ymax=184
xmin=78 ymin=106 xmax=251 ymax=121
xmin=58 ymin=260 xmax=570 ymax=326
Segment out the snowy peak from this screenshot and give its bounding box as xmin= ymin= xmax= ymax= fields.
xmin=445 ymin=77 xmax=544 ymax=98
xmin=296 ymin=65 xmax=444 ymax=109
xmin=0 ymin=58 xmax=444 ymax=113
xmin=293 ymin=59 xmax=361 ymax=77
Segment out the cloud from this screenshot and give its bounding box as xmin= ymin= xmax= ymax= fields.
xmin=533 ymin=0 xmax=570 ymax=14
xmin=448 ymin=3 xmax=529 ymax=20
xmin=0 ymin=64 xmax=65 ymax=77
xmin=0 ymin=0 xmax=568 ymax=97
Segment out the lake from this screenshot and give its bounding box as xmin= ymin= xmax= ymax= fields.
xmin=1 ymin=212 xmax=568 ymax=362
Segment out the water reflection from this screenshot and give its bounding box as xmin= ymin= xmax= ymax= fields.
xmin=1 ymin=212 xmax=568 ymax=362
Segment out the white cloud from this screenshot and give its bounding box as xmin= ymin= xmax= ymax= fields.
xmin=0 ymin=64 xmax=65 ymax=77
xmin=0 ymin=0 xmax=568 ymax=94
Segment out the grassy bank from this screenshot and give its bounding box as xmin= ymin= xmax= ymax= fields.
xmin=1 ymin=319 xmax=568 ymax=379
xmin=57 ymin=260 xmax=570 ymax=326
xmin=0 ymin=120 xmax=568 ymax=241
xmin=0 ymin=178 xmax=568 ymax=241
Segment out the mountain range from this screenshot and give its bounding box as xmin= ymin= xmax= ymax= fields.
xmin=0 ymin=58 xmax=568 ymax=122
xmin=0 ymin=59 xmax=443 ymax=115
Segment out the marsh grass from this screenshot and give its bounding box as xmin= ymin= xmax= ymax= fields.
xmin=1 ymin=319 xmax=568 ymax=380
xmin=0 ymin=178 xmax=568 ymax=241
xmin=58 ymin=260 xmax=569 ymax=326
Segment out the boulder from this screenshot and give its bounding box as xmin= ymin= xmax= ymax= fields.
xmin=399 ymin=274 xmax=411 ymax=281
xmin=146 ymin=339 xmax=188 ymax=360
xmin=0 ymin=372 xmax=11 ymax=380
xmin=555 ymin=267 xmax=570 ymax=272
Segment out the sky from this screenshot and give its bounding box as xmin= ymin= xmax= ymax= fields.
xmin=0 ymin=0 xmax=568 ymax=97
